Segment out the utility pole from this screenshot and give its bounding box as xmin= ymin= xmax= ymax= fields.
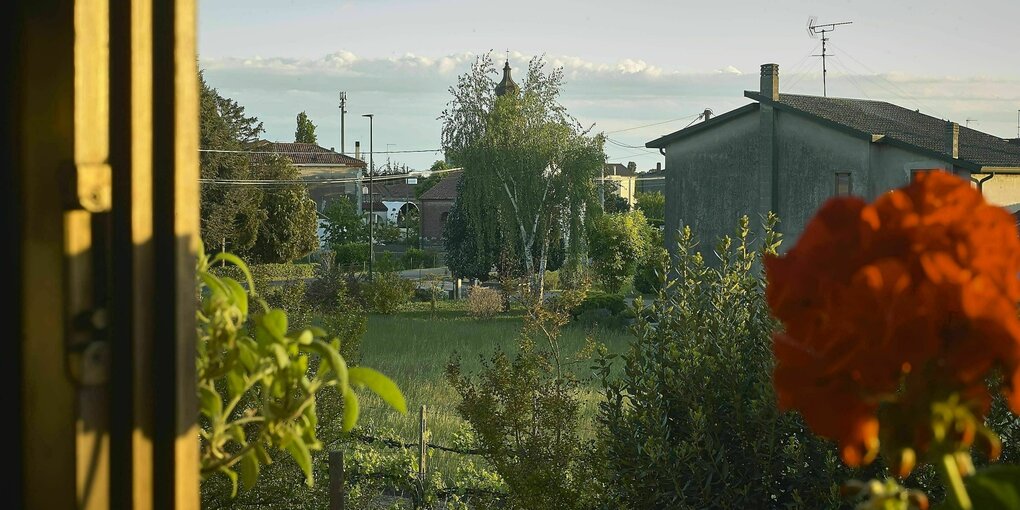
xmin=808 ymin=18 xmax=852 ymax=97
xmin=363 ymin=113 xmax=375 ymax=281
xmin=339 ymin=92 xmax=347 ymax=154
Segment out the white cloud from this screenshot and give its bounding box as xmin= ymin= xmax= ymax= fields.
xmin=200 ymin=50 xmax=1020 ymax=169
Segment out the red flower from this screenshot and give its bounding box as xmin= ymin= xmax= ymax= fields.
xmin=766 ymin=171 xmax=1020 ymax=466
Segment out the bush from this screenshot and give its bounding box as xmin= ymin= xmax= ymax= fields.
xmin=571 ymin=291 xmax=626 ymax=318
xmin=588 ymin=210 xmax=650 ymax=293
xmin=334 ymin=242 xmax=369 ymax=269
xmin=466 ymin=285 xmax=502 ymax=319
xmin=211 ymin=262 xmax=317 ymax=283
xmin=375 ymin=251 xmax=399 ymax=273
xmin=447 ymin=298 xmax=602 ymax=510
xmin=357 ymin=272 xmax=415 ymax=314
xmin=543 ymin=270 xmax=560 ymax=291
xmin=403 ymin=247 xmax=426 ymax=269
xmin=633 ymin=245 xmax=669 ymax=295
xmin=597 ymin=215 xmax=848 ymax=509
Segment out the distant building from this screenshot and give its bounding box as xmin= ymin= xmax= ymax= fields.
xmin=418 ymin=171 xmax=463 ymax=246
xmin=647 ymin=62 xmax=1020 ymax=253
xmin=636 ymin=162 xmax=666 ymax=194
xmin=603 ymin=162 xmax=638 ymax=207
xmin=253 ymin=141 xmax=366 ymax=211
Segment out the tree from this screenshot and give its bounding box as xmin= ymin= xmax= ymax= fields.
xmin=444 ymin=177 xmax=497 ymax=281
xmin=440 ymin=54 xmax=604 ymax=298
xmin=634 ymin=191 xmax=665 ymax=224
xmin=294 ymin=111 xmax=317 ymax=144
xmin=415 ymin=160 xmax=453 ymax=198
xmin=322 ymin=196 xmax=366 ymax=248
xmin=588 ymin=210 xmax=650 ymax=293
xmin=199 ymin=74 xmax=320 ymax=263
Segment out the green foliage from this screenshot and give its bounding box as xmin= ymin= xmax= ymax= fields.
xmin=211 ymin=262 xmax=317 ymax=285
xmin=334 ymin=242 xmax=369 ymax=269
xmin=633 ymin=191 xmax=665 ymax=222
xmin=322 ymin=197 xmax=366 ymax=248
xmin=375 ymin=251 xmax=399 ymax=273
xmin=415 ymin=160 xmax=453 ymax=199
xmin=633 ymin=244 xmax=669 ymax=295
xmin=199 ymin=74 xmax=320 ymax=264
xmin=294 ymin=111 xmax=317 ymax=144
xmin=356 ymin=272 xmax=415 ymax=314
xmin=403 ymin=247 xmax=427 ymax=269
xmin=196 ymin=246 xmax=405 ymax=498
xmin=444 ymin=180 xmax=496 ymax=281
xmin=440 ymin=53 xmax=604 ymax=296
xmin=601 ymin=182 xmax=630 ymax=213
xmin=376 ymin=222 xmax=402 ymax=244
xmin=447 ymin=297 xmax=602 ymax=510
xmin=588 ymin=210 xmax=650 ymax=293
xmin=598 ymin=214 xmax=849 ymax=509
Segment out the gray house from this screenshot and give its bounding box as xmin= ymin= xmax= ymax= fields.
xmin=647 ymin=63 xmax=1020 ymax=253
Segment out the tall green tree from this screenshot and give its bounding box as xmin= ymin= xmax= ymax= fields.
xmin=321 ymin=196 xmax=366 ymax=248
xmin=440 ymin=54 xmax=604 ymax=297
xmin=294 ymin=111 xmax=317 ymax=144
xmin=634 ymin=191 xmax=665 ymax=224
xmin=200 ymin=74 xmax=319 ymax=263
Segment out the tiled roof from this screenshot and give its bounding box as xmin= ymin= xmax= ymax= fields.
xmin=251 ymin=141 xmax=367 ymax=167
xmin=763 ymin=93 xmax=1020 ymax=168
xmin=370 ymin=181 xmax=417 ymax=201
xmin=419 ymin=172 xmax=463 ymax=201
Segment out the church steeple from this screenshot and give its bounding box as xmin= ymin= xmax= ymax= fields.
xmin=495 ymin=60 xmax=519 ymax=97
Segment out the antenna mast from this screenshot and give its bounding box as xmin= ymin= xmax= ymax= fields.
xmin=807 ymin=18 xmax=852 ymax=97
xmin=339 ymin=91 xmax=348 ymax=154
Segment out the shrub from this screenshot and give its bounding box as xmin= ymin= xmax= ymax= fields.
xmin=357 ymin=272 xmax=415 ymax=314
xmin=403 ymin=247 xmax=427 ymax=269
xmin=632 ymin=245 xmax=669 ymax=295
xmin=588 ymin=210 xmax=650 ymax=293
xmin=375 ymin=251 xmax=399 ymax=273
xmin=466 ymin=285 xmax=502 ymax=319
xmin=211 ymin=262 xmax=317 ymax=283
xmin=571 ymin=291 xmax=626 ymax=318
xmin=447 ymin=297 xmax=602 ymax=510
xmin=543 ymin=270 xmax=560 ymax=291
xmin=334 ymin=242 xmax=369 ymax=269
xmin=598 ymin=215 xmax=848 ymax=509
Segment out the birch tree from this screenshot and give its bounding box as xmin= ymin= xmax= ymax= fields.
xmin=440 ymin=54 xmax=604 ymax=298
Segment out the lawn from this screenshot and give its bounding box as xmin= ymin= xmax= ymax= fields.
xmin=348 ymin=300 xmax=634 ymax=481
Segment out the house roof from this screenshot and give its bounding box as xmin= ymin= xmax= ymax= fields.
xmin=604 ymin=163 xmax=637 ymax=177
xmin=370 ymin=181 xmax=417 ymax=201
xmin=251 ymin=141 xmax=367 ymax=167
xmin=419 ymin=171 xmax=463 ymax=201
xmin=647 ymin=94 xmax=1020 ymax=170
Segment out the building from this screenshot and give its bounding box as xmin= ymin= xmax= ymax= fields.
xmin=636 ymin=162 xmax=666 ymax=194
xmin=419 ymin=171 xmax=463 ymax=245
xmin=253 ymin=141 xmax=366 ymax=211
xmin=603 ymin=162 xmax=638 ymax=207
xmin=647 ymin=62 xmax=1020 ymax=253
xmin=365 ymin=179 xmax=419 ymax=224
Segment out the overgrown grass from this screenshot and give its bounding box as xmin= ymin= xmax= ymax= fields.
xmin=328 ymin=299 xmax=633 ymax=482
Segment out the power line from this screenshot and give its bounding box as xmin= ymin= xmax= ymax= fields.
xmin=199 ymin=148 xmax=443 ymax=155
xmin=604 ymin=113 xmax=701 ymax=134
xmin=200 ymin=167 xmax=463 ymax=186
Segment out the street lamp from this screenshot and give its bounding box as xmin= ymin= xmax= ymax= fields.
xmin=362 ymin=113 xmax=375 ymax=280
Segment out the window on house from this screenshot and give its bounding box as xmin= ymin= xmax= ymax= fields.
xmin=835 ymin=172 xmax=852 ymax=196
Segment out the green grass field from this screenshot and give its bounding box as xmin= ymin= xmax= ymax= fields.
xmin=348 ymin=300 xmax=634 ymax=481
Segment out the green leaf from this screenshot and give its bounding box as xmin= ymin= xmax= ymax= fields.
xmin=965 ymin=465 xmax=1020 ymax=509
xmin=226 ymin=371 xmax=245 ymax=398
xmin=349 ymin=367 xmax=407 ymax=414
xmin=295 ymin=329 xmax=313 ymax=345
xmin=219 ymin=466 xmax=239 ymax=498
xmin=260 ymin=309 xmax=288 ymax=340
xmin=239 ymin=451 xmax=260 ymax=492
xmin=254 ymin=441 xmax=273 ymax=465
xmin=270 ymin=343 xmax=290 ymax=368
xmin=342 ymin=388 xmax=360 ymax=432
xmin=284 ymin=432 xmax=314 ymax=486
xmin=199 ymin=384 xmax=222 ymax=421
xmin=223 ymin=277 xmax=249 ymax=317
xmin=211 ymin=252 xmax=255 ymax=293
xmin=309 ymin=339 xmax=348 ymax=390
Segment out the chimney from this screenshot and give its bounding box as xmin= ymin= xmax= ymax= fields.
xmin=355 ymin=141 xmax=361 ymax=160
xmin=656 ymin=162 xmax=662 ymax=171
xmin=703 ymin=108 xmax=713 ymax=121
xmin=945 ymin=121 xmax=959 ymax=159
xmin=760 ymin=63 xmax=779 ymax=101
xmin=627 ymin=161 xmax=637 ymax=174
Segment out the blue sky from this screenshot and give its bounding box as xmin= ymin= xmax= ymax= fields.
xmin=199 ymin=0 xmax=1020 ymax=170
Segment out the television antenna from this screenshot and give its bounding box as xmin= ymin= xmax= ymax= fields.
xmin=807 ymin=17 xmax=852 ymax=97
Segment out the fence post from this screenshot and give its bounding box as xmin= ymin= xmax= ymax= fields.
xmin=329 ymin=450 xmax=345 ymax=510
xmin=419 ymin=405 xmax=428 ymax=480
xmin=455 ymin=278 xmax=462 ymax=300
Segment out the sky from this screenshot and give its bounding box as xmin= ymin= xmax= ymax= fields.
xmin=199 ymin=0 xmax=1020 ymax=170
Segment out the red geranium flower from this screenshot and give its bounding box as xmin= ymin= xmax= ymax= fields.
xmin=765 ymin=171 xmax=1020 ymax=466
